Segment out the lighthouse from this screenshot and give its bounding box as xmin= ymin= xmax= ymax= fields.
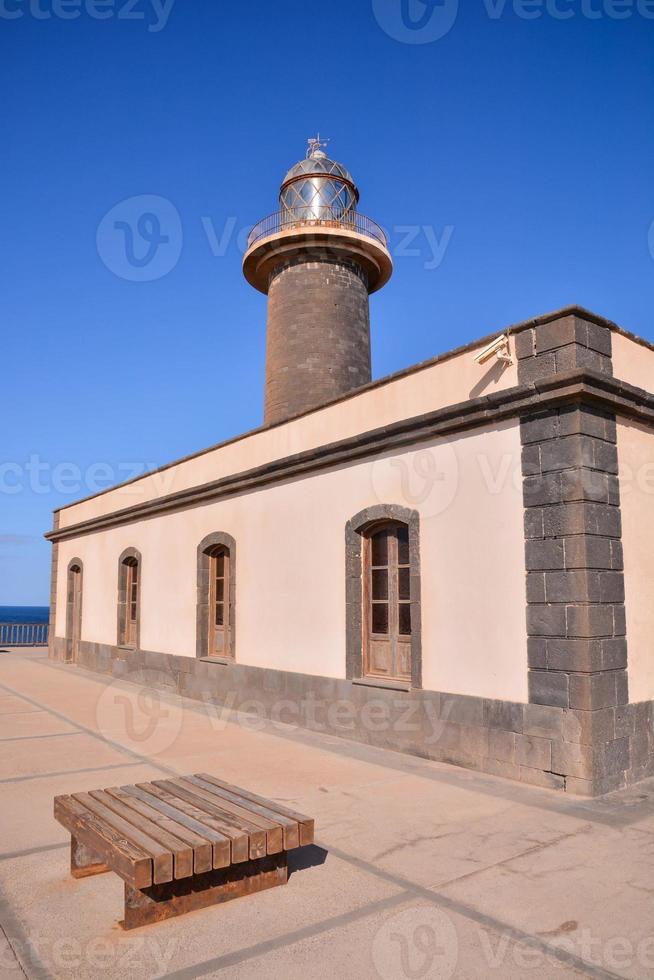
xmin=243 ymin=138 xmax=393 ymax=425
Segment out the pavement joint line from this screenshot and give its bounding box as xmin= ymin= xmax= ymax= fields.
xmin=0 ymin=843 xmax=68 ymax=863
xmin=0 ymin=731 xmax=85 ymax=743
xmin=0 ymin=679 xmax=182 ymax=778
xmin=155 ymin=834 xmax=622 ymax=980
xmin=155 ymin=891 xmax=412 ymax=980
xmin=320 ymin=841 xmax=625 ymax=980
xmin=0 ymin=887 xmax=50 ymax=980
xmin=0 ymin=761 xmax=145 ymax=785
xmin=0 ymin=918 xmax=31 ymax=980
xmin=17 ymin=652 xmax=654 ymax=832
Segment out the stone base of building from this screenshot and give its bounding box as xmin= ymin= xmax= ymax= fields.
xmin=52 ymin=638 xmax=654 ymax=797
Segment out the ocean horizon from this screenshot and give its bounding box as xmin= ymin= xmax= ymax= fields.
xmin=0 ymin=606 xmax=49 ymax=625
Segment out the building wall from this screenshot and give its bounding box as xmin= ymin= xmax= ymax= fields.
xmin=612 ymin=332 xmax=654 ymax=394
xmin=57 ymin=341 xmax=518 ymax=530
xmin=48 ymin=308 xmax=654 ymax=795
xmin=55 ymin=419 xmax=528 ymax=703
xmin=618 ymin=419 xmax=654 ymax=703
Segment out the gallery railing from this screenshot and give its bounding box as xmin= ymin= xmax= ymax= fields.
xmin=247 ymin=208 xmax=388 ymax=250
xmin=0 ymin=623 xmax=49 ymax=647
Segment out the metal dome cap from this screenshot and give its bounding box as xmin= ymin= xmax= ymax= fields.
xmin=282 ymin=153 xmax=356 ymax=188
xmin=279 ymin=136 xmax=360 ymax=223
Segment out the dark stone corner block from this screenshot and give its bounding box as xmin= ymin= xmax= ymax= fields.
xmin=528 ymin=670 xmax=569 ymax=708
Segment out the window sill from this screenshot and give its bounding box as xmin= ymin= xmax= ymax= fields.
xmin=117 ymin=644 xmax=137 ymax=652
xmin=198 ymin=657 xmax=234 ymax=666
xmin=352 ymin=677 xmax=411 ymax=693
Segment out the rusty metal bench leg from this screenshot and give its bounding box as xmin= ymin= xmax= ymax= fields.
xmin=70 ymin=836 xmax=110 ymax=879
xmin=121 ymin=852 xmax=288 ymax=930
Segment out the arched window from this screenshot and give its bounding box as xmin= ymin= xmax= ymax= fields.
xmin=196 ymin=533 xmax=236 ymax=660
xmin=65 ymin=559 xmax=83 ymax=664
xmin=365 ymin=522 xmax=412 ymax=681
xmin=346 ymin=506 xmax=421 ymax=688
xmin=117 ymin=548 xmax=141 ymax=648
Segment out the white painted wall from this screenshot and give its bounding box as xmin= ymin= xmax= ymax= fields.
xmin=618 ymin=420 xmax=654 ymax=703
xmin=56 ymin=341 xmax=518 ymax=529
xmin=612 ymin=332 xmax=654 ymax=393
xmin=55 ymin=420 xmax=528 ymax=703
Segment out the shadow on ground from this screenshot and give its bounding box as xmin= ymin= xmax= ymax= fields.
xmin=288 ymin=843 xmax=328 ymax=879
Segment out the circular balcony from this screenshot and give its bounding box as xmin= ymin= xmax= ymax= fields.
xmin=243 ymin=207 xmax=392 ymax=295
xmin=247 ymin=207 xmax=387 ymax=250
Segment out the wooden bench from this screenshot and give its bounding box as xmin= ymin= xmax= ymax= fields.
xmin=54 ymin=774 xmax=314 ymax=929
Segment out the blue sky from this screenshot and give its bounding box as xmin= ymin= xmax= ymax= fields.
xmin=2 ymin=0 xmax=653 ymax=604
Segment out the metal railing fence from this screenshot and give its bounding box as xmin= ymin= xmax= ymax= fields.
xmin=0 ymin=623 xmax=49 ymax=647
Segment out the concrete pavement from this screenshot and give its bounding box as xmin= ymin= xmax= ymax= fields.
xmin=1 ymin=648 xmax=654 ymax=979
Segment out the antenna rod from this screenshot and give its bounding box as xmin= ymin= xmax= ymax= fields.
xmin=307 ymin=134 xmax=330 ymax=158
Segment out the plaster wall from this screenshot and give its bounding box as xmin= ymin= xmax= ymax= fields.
xmin=57 ymin=344 xmax=518 ymax=529
xmin=55 ymin=420 xmax=528 ymax=703
xmin=618 ymin=419 xmax=654 ymax=703
xmin=612 ymin=332 xmax=654 ymax=393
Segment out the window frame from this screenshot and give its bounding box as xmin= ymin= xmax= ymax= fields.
xmin=345 ymin=505 xmax=422 ymax=689
xmin=65 ymin=558 xmax=83 ymax=664
xmin=196 ymin=532 xmax=236 ymax=661
xmin=117 ymin=547 xmax=141 ymax=649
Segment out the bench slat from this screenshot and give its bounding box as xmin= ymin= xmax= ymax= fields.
xmin=153 ymin=779 xmax=267 ymax=860
xmin=197 ymin=774 xmax=315 ymax=846
xmin=131 ymin=784 xmax=231 ymax=868
xmin=72 ymin=792 xmax=173 ymax=885
xmin=95 ymin=790 xmax=194 ymax=880
xmin=170 ymin=777 xmax=285 ymax=855
xmin=107 ymin=787 xmax=213 ymax=874
xmin=148 ymin=780 xmax=255 ymax=862
xmin=54 ymin=795 xmax=152 ymax=889
xmin=192 ymin=774 xmax=300 ymax=850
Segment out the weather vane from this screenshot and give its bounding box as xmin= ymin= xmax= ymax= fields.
xmin=307 ymin=134 xmax=330 ymax=158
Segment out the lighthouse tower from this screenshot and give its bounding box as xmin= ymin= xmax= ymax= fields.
xmin=243 ymin=138 xmax=393 ymax=425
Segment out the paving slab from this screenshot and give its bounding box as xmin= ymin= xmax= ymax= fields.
xmin=0 ymin=694 xmax=43 ymax=715
xmin=0 ymin=649 xmax=653 ymax=979
xmin=437 ymin=822 xmax=654 ymax=980
xmin=0 ymin=732 xmax=133 ymax=780
xmin=0 ymin=711 xmax=80 ymax=740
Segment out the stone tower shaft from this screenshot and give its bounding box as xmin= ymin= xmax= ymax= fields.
xmin=243 ymin=141 xmax=392 ymax=425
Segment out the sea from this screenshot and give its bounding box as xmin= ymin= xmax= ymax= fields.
xmin=0 ymin=606 xmax=49 ymax=625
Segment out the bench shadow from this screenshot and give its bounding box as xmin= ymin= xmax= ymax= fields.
xmin=288 ymin=844 xmax=328 ymax=878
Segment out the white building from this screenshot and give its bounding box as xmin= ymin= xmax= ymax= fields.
xmin=48 ymin=144 xmax=654 ymax=796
